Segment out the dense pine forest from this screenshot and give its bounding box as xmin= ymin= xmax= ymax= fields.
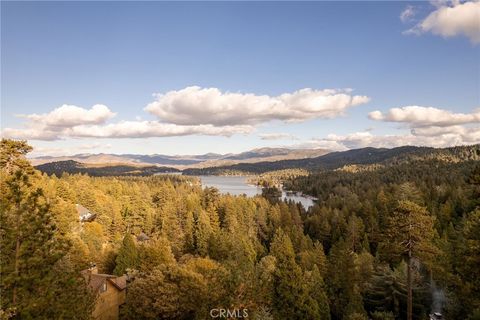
xmin=1 ymin=139 xmax=479 ymax=319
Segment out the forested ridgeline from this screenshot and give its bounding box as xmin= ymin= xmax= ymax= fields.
xmin=1 ymin=139 xmax=479 ymax=319
xmin=34 ymin=160 xmax=180 ymax=177
xmin=183 ymin=144 xmax=480 ymax=175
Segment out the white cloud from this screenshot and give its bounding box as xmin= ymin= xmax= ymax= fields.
xmin=410 ymin=124 xmax=465 ymax=136
xmin=3 ymin=87 xmax=368 ymax=141
xmin=67 ymin=121 xmax=253 ymax=138
xmin=400 ymin=5 xmax=417 ymax=22
xmin=1 ymin=127 xmax=61 ymax=141
xmin=145 ymin=86 xmax=370 ymax=126
xmin=303 ymin=126 xmax=480 ymax=151
xmin=405 ymin=1 xmax=480 ymax=44
xmin=366 ymin=105 xmax=479 ymax=149
xmin=294 ymin=139 xmax=348 ymax=151
xmin=19 ymin=104 xmax=116 ymax=127
xmin=410 ymin=125 xmax=480 ymax=143
xmin=6 ymin=104 xmax=118 ymax=141
xmin=369 ymin=106 xmax=480 ymax=127
xmin=1 ymin=102 xmax=253 ymax=141
xmin=259 ymin=133 xmax=298 ymax=141
xmin=1 ymin=120 xmax=253 ymax=141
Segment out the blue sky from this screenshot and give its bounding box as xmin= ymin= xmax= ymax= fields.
xmin=1 ymin=1 xmax=479 ymax=156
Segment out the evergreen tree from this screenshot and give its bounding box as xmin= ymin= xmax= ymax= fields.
xmin=81 ymin=221 xmax=106 ymax=262
xmin=138 ymin=237 xmax=176 ymax=272
xmin=346 ymin=214 xmax=365 ymax=253
xmin=326 ymin=239 xmax=367 ymax=319
xmin=298 ymin=240 xmax=327 ymax=274
xmin=124 ymin=257 xmax=228 ymax=320
xmin=124 ymin=265 xmax=206 ymax=319
xmin=458 ymin=209 xmax=480 ymax=317
xmin=254 ymin=255 xmax=276 ymax=307
xmin=0 ymin=139 xmax=33 ymax=173
xmin=114 ymin=233 xmax=139 ymax=275
xmin=308 ymin=265 xmax=331 ymax=320
xmin=0 ymin=139 xmax=94 ymax=318
xmin=270 ymin=229 xmax=318 ymax=319
xmin=183 ymin=209 xmax=195 ymax=253
xmin=382 ymin=200 xmax=438 ymax=320
xmin=193 ymin=209 xmax=212 ymax=256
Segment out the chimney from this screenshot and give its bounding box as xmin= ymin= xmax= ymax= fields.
xmin=88 ymin=262 xmax=98 ymax=274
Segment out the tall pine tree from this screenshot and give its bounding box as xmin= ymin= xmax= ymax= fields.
xmin=270 ymin=229 xmax=320 ymax=319
xmin=382 ymin=200 xmax=437 ymax=320
xmin=0 ymin=139 xmax=94 ymax=318
xmin=114 ymin=233 xmax=139 ymax=275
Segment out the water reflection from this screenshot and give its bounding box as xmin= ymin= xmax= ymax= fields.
xmin=198 ymin=175 xmax=316 ymax=208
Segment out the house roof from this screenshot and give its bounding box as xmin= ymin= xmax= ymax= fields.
xmin=76 ymin=204 xmax=91 ymax=216
xmin=108 ymin=275 xmax=127 ymax=290
xmin=81 ymin=272 xmax=127 ymax=292
xmin=136 ymin=232 xmax=150 ymax=242
xmin=76 ymin=204 xmax=97 ymax=222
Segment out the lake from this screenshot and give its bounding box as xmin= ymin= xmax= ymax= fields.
xmin=198 ymin=175 xmax=316 ymax=209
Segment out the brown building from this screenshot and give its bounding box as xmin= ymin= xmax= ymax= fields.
xmin=82 ymin=266 xmax=127 ymax=320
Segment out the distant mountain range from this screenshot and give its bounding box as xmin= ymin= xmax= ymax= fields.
xmin=30 ymin=147 xmax=331 ymax=168
xmin=33 ymin=145 xmax=479 ymax=177
xmin=182 ymin=144 xmax=480 ymax=175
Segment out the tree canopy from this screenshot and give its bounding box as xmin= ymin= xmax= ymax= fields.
xmin=1 ymin=139 xmax=479 ymax=319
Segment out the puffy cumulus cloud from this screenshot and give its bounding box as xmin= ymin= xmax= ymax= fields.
xmin=369 ymin=106 xmax=480 ymax=127
xmin=405 ymin=1 xmax=480 ymax=44
xmin=145 ymin=86 xmax=370 ymax=126
xmin=67 ymin=122 xmax=253 ymax=138
xmin=411 ymin=124 xmax=468 ymax=136
xmin=365 ymin=105 xmax=479 ymax=149
xmin=400 ymin=5 xmax=417 ymax=22
xmin=1 ymin=127 xmax=61 ymax=141
xmin=1 ymin=101 xmax=254 ymax=141
xmin=3 ymin=87 xmax=368 ymax=141
xmin=304 ymin=126 xmax=480 ymax=151
xmin=259 ymin=133 xmax=298 ymax=140
xmin=1 ymin=120 xmax=253 ymax=141
xmin=19 ymin=104 xmax=116 ymax=127
xmin=3 ymin=104 xmax=117 ymax=140
xmin=410 ymin=125 xmax=480 ymax=143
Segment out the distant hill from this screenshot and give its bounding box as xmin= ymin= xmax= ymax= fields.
xmin=223 ymin=147 xmax=318 ymax=160
xmin=35 ymin=160 xmax=180 ymax=177
xmin=31 ymin=153 xmax=207 ymax=166
xmin=29 ymin=147 xmax=331 ymax=168
xmin=195 ymin=148 xmax=330 ymax=168
xmin=33 ymin=145 xmax=479 ymax=177
xmin=183 ymin=144 xmax=480 ymax=175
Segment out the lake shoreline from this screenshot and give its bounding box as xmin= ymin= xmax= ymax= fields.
xmin=197 ymin=175 xmax=316 ymax=209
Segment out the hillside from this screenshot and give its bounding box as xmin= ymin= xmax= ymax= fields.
xmin=34 ymin=145 xmax=480 ymax=177
xmin=35 ymin=160 xmax=180 ymax=177
xmin=183 ymin=144 xmax=480 ymax=175
xmin=29 ymin=147 xmax=331 ymax=168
